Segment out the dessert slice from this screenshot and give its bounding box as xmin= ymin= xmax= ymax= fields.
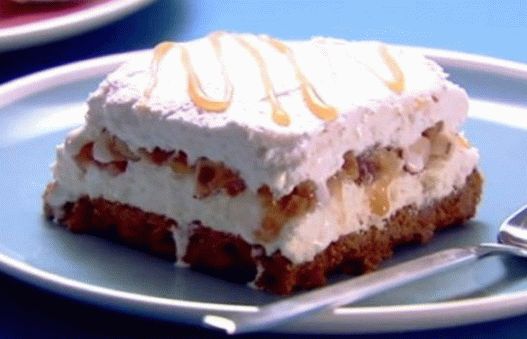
xmin=44 ymin=33 xmax=482 ymax=294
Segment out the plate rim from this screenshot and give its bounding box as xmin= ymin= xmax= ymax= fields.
xmin=0 ymin=0 xmax=154 ymax=52
xmin=0 ymin=46 xmax=527 ymax=334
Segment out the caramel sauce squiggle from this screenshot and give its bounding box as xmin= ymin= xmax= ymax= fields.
xmin=143 ymin=38 xmax=232 ymax=112
xmin=262 ymin=35 xmax=337 ymax=122
xmin=143 ymin=42 xmax=175 ymax=101
xmin=144 ymin=34 xmax=404 ymax=125
xmin=378 ymin=44 xmax=405 ymax=94
xmin=234 ymin=36 xmax=291 ymax=126
xmin=347 ymin=43 xmax=406 ymax=94
xmin=180 ymin=46 xmax=232 ymax=112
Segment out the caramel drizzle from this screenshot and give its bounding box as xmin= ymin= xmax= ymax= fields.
xmin=378 ymin=44 xmax=405 ymax=94
xmin=144 ymin=38 xmax=232 ymax=112
xmin=181 ymin=33 xmax=233 ymax=112
xmin=262 ymin=35 xmax=337 ymax=122
xmin=144 ymin=34 xmax=406 ymax=126
xmin=234 ymin=36 xmax=291 ymax=126
xmin=143 ymin=42 xmax=174 ymax=101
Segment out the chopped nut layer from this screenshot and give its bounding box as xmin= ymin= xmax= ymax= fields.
xmin=73 ymin=123 xmax=458 ymax=241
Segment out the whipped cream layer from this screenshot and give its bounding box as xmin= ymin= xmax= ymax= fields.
xmin=47 ymin=129 xmax=478 ymax=264
xmin=85 ymin=34 xmax=469 ymax=197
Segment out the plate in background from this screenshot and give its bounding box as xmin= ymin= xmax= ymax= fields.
xmin=0 ymin=0 xmax=154 ymax=52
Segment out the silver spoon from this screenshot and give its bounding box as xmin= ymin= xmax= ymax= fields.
xmin=203 ymin=204 xmax=527 ymax=334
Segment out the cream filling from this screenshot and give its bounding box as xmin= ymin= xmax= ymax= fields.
xmin=280 ymin=144 xmax=478 ymax=262
xmin=46 ymin=137 xmax=478 ymax=264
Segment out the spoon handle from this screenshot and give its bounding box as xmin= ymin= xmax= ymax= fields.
xmin=203 ymin=247 xmax=483 ymax=334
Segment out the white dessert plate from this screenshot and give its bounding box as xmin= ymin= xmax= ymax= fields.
xmin=0 ymin=48 xmax=527 ymax=334
xmin=0 ymin=0 xmax=154 ymax=52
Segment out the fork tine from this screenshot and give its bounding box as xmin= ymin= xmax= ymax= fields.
xmin=499 ymin=205 xmax=527 ymax=248
xmin=502 ymin=204 xmax=527 ymax=228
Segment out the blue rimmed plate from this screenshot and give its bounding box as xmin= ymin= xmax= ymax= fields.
xmin=0 ymin=48 xmax=526 ymax=334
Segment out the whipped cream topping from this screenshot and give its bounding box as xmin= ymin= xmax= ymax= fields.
xmin=84 ymin=34 xmax=469 ymax=197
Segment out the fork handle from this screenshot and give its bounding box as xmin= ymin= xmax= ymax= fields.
xmin=203 ymin=247 xmax=485 ymax=334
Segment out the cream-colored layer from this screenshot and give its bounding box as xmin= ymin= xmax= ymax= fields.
xmin=46 ymin=136 xmax=478 ymax=264
xmin=84 ymin=36 xmax=469 ymax=197
xmin=280 ymin=143 xmax=478 ymax=262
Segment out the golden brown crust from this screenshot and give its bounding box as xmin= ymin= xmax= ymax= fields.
xmin=44 ymin=170 xmax=482 ymax=294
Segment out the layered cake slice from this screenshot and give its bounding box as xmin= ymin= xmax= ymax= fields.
xmin=44 ymin=32 xmax=482 ymax=294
